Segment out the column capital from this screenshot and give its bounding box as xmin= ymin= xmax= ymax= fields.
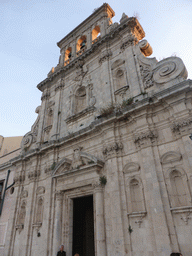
xmin=55 ymin=190 xmax=64 ymax=200
xmin=92 ymin=182 xmax=104 ymax=192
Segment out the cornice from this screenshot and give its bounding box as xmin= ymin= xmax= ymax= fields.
xmin=37 ymin=17 xmax=144 ymax=91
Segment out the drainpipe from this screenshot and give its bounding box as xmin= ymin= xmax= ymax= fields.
xmin=0 ymin=169 xmax=15 ymax=215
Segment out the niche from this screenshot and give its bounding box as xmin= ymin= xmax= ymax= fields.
xmin=75 ymin=86 xmax=87 ymax=113
xmin=129 ymin=178 xmax=145 ymax=212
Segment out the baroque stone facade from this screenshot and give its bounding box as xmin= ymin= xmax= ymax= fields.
xmin=0 ymin=3 xmax=192 ymax=256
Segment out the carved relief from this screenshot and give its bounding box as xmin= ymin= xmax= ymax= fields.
xmin=20 ymin=190 xmax=28 ymax=198
xmin=41 ymin=91 xmax=50 ymax=101
xmin=134 ymin=130 xmax=158 ymax=148
xmin=28 ymin=170 xmax=40 ymax=180
xmin=102 ymin=142 xmax=123 ymax=159
xmin=21 ymin=132 xmax=33 ymax=149
xmin=73 ymin=61 xmax=88 ymax=87
xmin=72 ymin=146 xmax=84 ymax=169
xmin=123 ymin=162 xmax=140 ymax=174
xmin=55 ymin=78 xmax=65 ymax=92
xmin=161 ymin=151 xmax=182 ymax=164
xmin=140 ymin=64 xmax=154 ymax=89
xmin=153 ymin=57 xmax=187 ymax=84
xmin=14 ymin=173 xmax=25 ymax=186
xmin=171 ymin=117 xmax=192 ymax=136
xmin=36 ymin=186 xmax=45 ymax=195
xmin=99 ymin=49 xmax=112 ymax=64
xmin=120 ymin=34 xmax=138 ymax=50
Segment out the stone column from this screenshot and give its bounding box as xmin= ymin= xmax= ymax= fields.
xmin=53 ymin=191 xmax=63 ymax=255
xmin=93 ymin=183 xmax=106 ymax=256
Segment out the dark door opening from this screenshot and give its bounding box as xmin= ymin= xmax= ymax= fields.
xmin=72 ymin=195 xmax=95 ymax=256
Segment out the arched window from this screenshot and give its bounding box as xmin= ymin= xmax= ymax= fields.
xmin=36 ymin=198 xmax=43 ymax=223
xmin=92 ymin=26 xmax=101 ymax=44
xmin=64 ymin=47 xmax=72 ymax=66
xmin=130 ymin=178 xmax=144 ymax=212
xmin=76 ymin=35 xmax=87 ymax=56
xmin=75 ymin=86 xmax=86 ymax=113
xmin=116 ymin=69 xmax=126 ymax=90
xmin=170 ymin=170 xmax=188 ymax=207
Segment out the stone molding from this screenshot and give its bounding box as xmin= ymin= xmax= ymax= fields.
xmin=65 ymin=106 xmax=95 ymax=124
xmin=161 ymin=151 xmax=182 ymax=165
xmin=36 ymin=186 xmax=45 ymax=195
xmin=171 ymin=206 xmax=192 ymax=225
xmin=41 ymin=91 xmax=50 ymax=101
xmin=120 ymin=35 xmax=138 ymax=50
xmin=99 ymin=49 xmax=112 ymax=64
xmin=123 ymin=162 xmax=140 ymax=174
xmin=171 ymin=117 xmax=192 ymax=133
xmin=20 ymin=190 xmax=28 ymax=198
xmin=55 ymin=191 xmax=64 ymax=200
xmin=14 ymin=173 xmax=25 ymax=186
xmin=134 ymin=130 xmax=158 ymax=148
xmin=102 ymin=142 xmax=123 ymax=159
xmin=28 ymin=170 xmax=40 ymax=180
xmin=128 ymin=211 xmax=147 ymax=228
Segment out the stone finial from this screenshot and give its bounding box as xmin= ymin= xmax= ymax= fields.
xmin=120 ymin=13 xmax=128 ymax=24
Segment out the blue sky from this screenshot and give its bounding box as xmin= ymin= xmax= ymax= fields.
xmin=1 ymin=0 xmax=192 ymax=137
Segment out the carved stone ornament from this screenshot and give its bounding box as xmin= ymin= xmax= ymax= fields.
xmin=171 ymin=206 xmax=192 ymax=225
xmin=36 ymin=186 xmax=45 ymax=195
xmin=140 ymin=64 xmax=154 ymax=89
xmin=92 ymin=181 xmax=104 ymax=191
xmin=120 ymin=35 xmax=138 ymax=50
xmin=120 ymin=12 xmax=128 ymax=24
xmin=153 ymin=57 xmax=188 ymax=84
xmin=123 ymin=162 xmax=140 ymax=174
xmin=102 ymin=142 xmax=123 ymax=159
xmin=41 ymin=91 xmax=50 ymax=101
xmin=134 ymin=130 xmax=158 ymax=148
xmin=161 ymin=151 xmax=182 ymax=165
xmin=14 ymin=173 xmax=25 ymax=185
xmin=15 ymin=224 xmax=24 ymax=234
xmin=128 ymin=211 xmax=147 ymax=228
xmin=21 ymin=132 xmax=33 ymax=149
xmin=55 ymin=78 xmax=64 ymax=91
xmin=72 ymin=146 xmax=84 ymax=169
xmin=20 ymin=190 xmax=28 ymax=198
xmin=73 ymin=61 xmax=88 ymax=86
xmin=171 ymin=117 xmax=192 ymax=134
xmin=32 ymin=222 xmax=42 ymax=233
xmin=28 ymin=170 xmax=40 ymax=180
xmin=99 ymin=49 xmax=112 ymax=64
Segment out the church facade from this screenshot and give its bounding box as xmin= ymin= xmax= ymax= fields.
xmin=1 ymin=3 xmax=192 ymax=256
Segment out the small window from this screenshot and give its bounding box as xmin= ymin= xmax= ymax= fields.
xmin=92 ymin=26 xmax=101 ymax=44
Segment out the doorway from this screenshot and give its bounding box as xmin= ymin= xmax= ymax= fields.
xmin=72 ymin=195 xmax=95 ymax=256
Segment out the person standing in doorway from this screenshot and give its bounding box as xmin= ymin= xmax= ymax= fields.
xmin=57 ymin=245 xmax=66 ymax=256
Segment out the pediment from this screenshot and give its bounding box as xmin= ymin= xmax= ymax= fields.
xmin=52 ymin=152 xmax=104 ymax=177
xmin=123 ymin=162 xmax=140 ymax=174
xmin=161 ymin=151 xmax=182 ymax=164
xmin=52 ymin=158 xmax=72 ymax=176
